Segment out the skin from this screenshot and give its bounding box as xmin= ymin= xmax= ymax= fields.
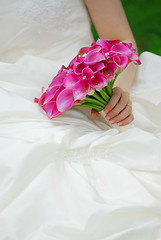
xmin=84 ymin=0 xmax=138 ymax=126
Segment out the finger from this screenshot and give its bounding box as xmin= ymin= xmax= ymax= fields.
xmin=117 ymin=114 xmax=134 ymax=126
xmin=91 ymin=109 xmax=99 ymax=119
xmin=104 ymin=87 xmax=121 ymax=114
xmin=107 ymin=105 xmax=132 ymax=124
xmin=105 ymin=91 xmax=129 ymax=120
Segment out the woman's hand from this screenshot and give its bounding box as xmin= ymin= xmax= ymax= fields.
xmin=91 ymin=87 xmax=134 ymax=126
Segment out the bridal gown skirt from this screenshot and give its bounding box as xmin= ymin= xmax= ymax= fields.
xmin=0 ymin=51 xmax=161 ymax=240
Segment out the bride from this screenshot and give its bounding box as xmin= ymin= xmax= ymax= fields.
xmin=0 ymin=0 xmax=161 ymax=239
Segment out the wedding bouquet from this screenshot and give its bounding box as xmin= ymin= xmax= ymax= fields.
xmin=34 ymin=39 xmax=141 ymax=131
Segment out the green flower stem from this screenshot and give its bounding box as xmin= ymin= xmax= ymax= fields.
xmin=99 ymin=89 xmax=110 ymax=102
xmin=101 ymin=88 xmax=111 ymax=98
xmin=112 ymin=73 xmax=118 ymax=87
xmin=105 ymin=73 xmax=119 ymax=97
xmin=84 ymin=96 xmax=105 ymax=107
xmin=80 ymin=102 xmax=104 ymax=111
xmin=105 ymin=83 xmax=112 ymax=97
xmin=92 ymin=91 xmax=107 ymax=105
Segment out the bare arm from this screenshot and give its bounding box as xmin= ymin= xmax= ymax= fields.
xmin=84 ymin=0 xmax=138 ymax=92
xmin=84 ymin=0 xmax=138 ymax=126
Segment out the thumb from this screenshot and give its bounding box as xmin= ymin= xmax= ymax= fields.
xmin=91 ymin=108 xmax=99 ymax=119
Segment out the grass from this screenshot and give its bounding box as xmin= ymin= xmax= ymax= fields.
xmin=92 ymin=0 xmax=161 ymax=56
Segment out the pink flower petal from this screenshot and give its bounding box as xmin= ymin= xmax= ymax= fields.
xmin=74 ymin=62 xmax=87 ymax=75
xmin=41 ymin=86 xmax=46 ymax=93
xmin=90 ymin=72 xmax=107 ymax=89
xmin=85 ymin=51 xmax=105 ymax=65
xmin=67 ymin=56 xmax=78 ymax=69
xmin=107 ymin=40 xmax=121 ymax=46
xmin=113 ymin=55 xmax=128 ymax=69
xmin=91 ymin=41 xmax=97 ymax=47
xmin=96 ymin=39 xmax=111 ymax=51
xmin=44 ymin=85 xmax=65 ymax=105
xmin=73 ymin=100 xmax=84 ymax=106
xmin=102 ymin=62 xmax=118 ymax=79
xmin=90 ymin=62 xmax=105 ymax=73
xmin=129 ymin=52 xmax=141 ymax=65
xmin=111 ymin=43 xmax=132 ymax=56
xmin=56 ymin=89 xmax=74 ymax=112
xmin=43 ymin=101 xmax=61 ymax=119
xmin=89 ymin=44 xmax=102 ymax=52
xmin=123 ymin=42 xmax=133 ymax=49
xmin=38 ymin=92 xmax=46 ymax=106
xmin=44 ymin=86 xmax=59 ymax=104
xmin=75 ymin=56 xmax=85 ymax=65
xmin=63 ymin=72 xmax=79 ymax=88
xmin=54 ymin=85 xmax=65 ymax=99
xmin=79 ymin=47 xmax=90 ymax=56
xmin=48 ymin=70 xmax=68 ymax=89
xmin=101 ymin=49 xmax=117 ymax=60
xmin=68 ymin=56 xmax=85 ymax=70
xmin=82 ymin=67 xmax=94 ymax=80
xmin=34 ymin=97 xmax=39 ymax=103
xmin=73 ymin=80 xmax=90 ymax=100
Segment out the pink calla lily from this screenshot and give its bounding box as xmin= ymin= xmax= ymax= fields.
xmin=63 ymin=72 xmax=79 ymax=88
xmin=44 ymin=86 xmax=59 ymax=104
xmin=90 ymin=62 xmax=105 ymax=73
xmin=54 ymin=85 xmax=65 ymax=99
xmin=107 ymin=40 xmax=120 ymax=46
xmin=56 ymin=88 xmax=74 ymax=112
xmin=67 ymin=56 xmax=78 ymax=69
xmin=73 ymin=80 xmax=90 ymax=100
xmin=90 ymin=72 xmax=107 ymax=89
xmin=101 ymin=49 xmax=117 ymax=60
xmin=85 ymin=51 xmax=105 ymax=65
xmin=111 ymin=43 xmax=132 ymax=57
xmin=96 ymin=39 xmax=111 ymax=51
xmin=38 ymin=92 xmax=46 ymax=106
xmin=89 ymin=43 xmax=102 ymax=52
xmin=123 ymin=42 xmax=133 ymax=49
xmin=74 ymin=62 xmax=87 ymax=75
xmin=82 ymin=67 xmax=94 ymax=80
xmin=43 ymin=101 xmax=61 ymax=119
xmin=74 ymin=56 xmax=85 ymax=65
xmin=68 ymin=56 xmax=85 ymax=70
xmin=48 ymin=70 xmax=68 ymax=89
xmin=123 ymin=42 xmax=136 ymax=52
xmin=129 ymin=52 xmax=141 ymax=64
xmin=79 ymin=47 xmax=90 ymax=56
xmin=113 ymin=55 xmax=129 ymax=69
xmin=102 ymin=62 xmax=118 ymax=78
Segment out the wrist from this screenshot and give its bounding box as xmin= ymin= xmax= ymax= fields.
xmin=113 ymin=63 xmax=138 ymax=93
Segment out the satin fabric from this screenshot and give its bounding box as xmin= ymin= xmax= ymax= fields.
xmin=0 ymin=0 xmax=161 ymax=239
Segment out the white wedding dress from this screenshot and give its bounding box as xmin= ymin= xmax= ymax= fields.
xmin=0 ymin=0 xmax=161 ymax=239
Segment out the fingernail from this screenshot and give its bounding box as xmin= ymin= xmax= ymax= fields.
xmin=104 ymin=109 xmax=108 ymax=114
xmin=105 ymin=115 xmax=110 ymax=120
xmin=117 ymin=122 xmax=122 ymax=125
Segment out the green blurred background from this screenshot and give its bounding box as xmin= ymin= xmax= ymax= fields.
xmin=92 ymin=0 xmax=161 ymax=56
